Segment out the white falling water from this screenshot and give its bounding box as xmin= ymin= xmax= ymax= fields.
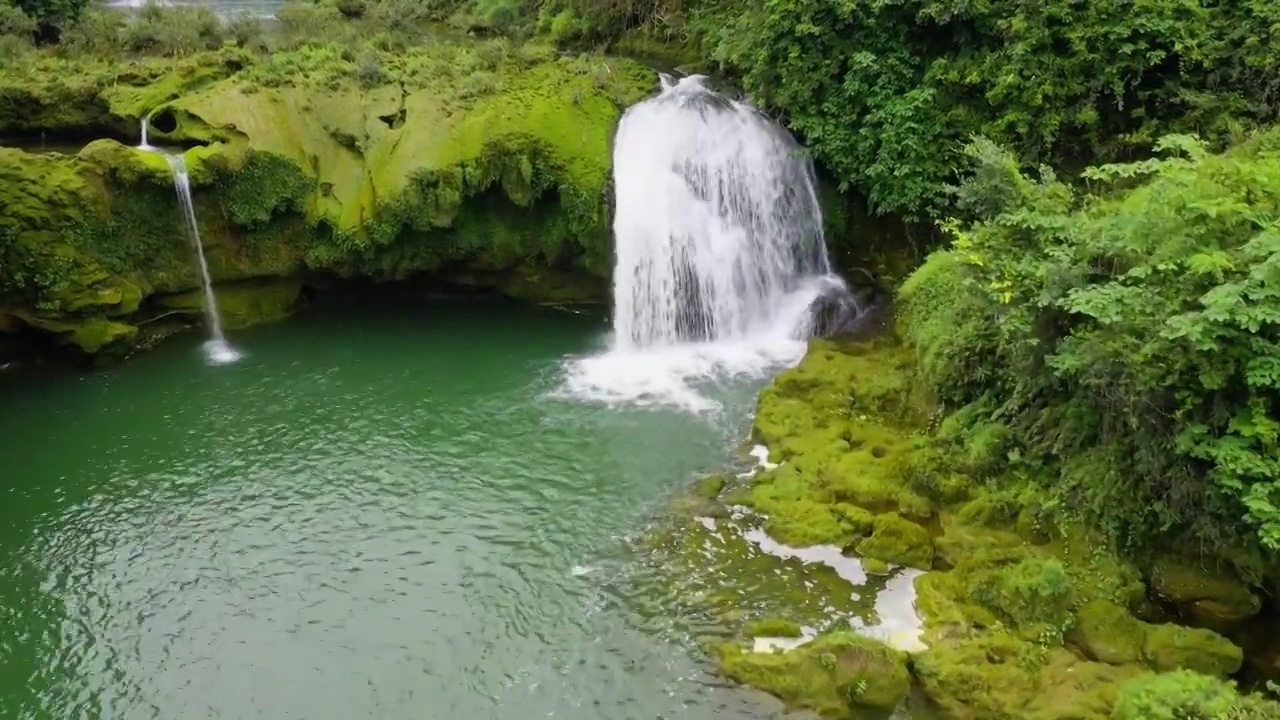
xmin=139 ymin=120 xmax=240 ymax=365
xmin=560 ymin=75 xmax=847 ymax=410
xmin=166 ymin=154 xmax=241 ymax=365
xmin=139 ymin=115 xmax=153 ymax=151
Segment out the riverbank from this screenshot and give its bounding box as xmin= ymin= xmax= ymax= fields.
xmin=651 ymin=329 xmax=1280 ymax=718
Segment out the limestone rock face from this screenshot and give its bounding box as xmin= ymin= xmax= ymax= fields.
xmin=0 ymin=44 xmax=656 ymax=356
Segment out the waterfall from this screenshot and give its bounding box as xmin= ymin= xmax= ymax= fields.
xmin=560 ymin=75 xmax=850 ymax=410
xmin=139 ymin=114 xmax=152 ymax=150
xmin=139 ymin=120 xmax=240 ymax=365
xmin=612 ymin=74 xmax=840 ymax=348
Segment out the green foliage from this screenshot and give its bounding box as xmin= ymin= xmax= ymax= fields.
xmin=12 ymin=0 xmax=89 ymax=36
xmin=122 ymin=3 xmax=224 ymax=57
xmin=685 ymin=0 xmax=1280 ymax=218
xmin=1112 ymin=671 xmax=1280 ymax=720
xmin=0 ymin=2 xmax=36 ymax=38
xmin=899 ymin=130 xmax=1280 ymax=565
xmin=218 ymin=152 xmax=316 ymax=228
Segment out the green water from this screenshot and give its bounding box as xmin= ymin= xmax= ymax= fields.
xmin=0 ymin=299 xmax=785 ymax=720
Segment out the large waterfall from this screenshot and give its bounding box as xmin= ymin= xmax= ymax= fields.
xmin=561 ymin=75 xmax=848 ymax=410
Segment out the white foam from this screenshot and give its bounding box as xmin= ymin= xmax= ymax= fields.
xmin=557 ymin=332 xmax=809 ymax=412
xmin=741 ymin=527 xmax=868 ymax=587
xmin=203 ymin=339 xmax=242 ymax=366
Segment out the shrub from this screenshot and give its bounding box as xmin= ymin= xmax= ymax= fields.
xmin=900 ymin=130 xmax=1280 ymax=564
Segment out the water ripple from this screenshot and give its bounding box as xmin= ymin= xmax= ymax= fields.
xmin=0 ymin=308 xmax=786 ymax=720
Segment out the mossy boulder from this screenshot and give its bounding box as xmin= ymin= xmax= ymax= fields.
xmin=1111 ymin=670 xmax=1280 ymax=720
xmin=717 ymin=632 xmax=910 ymax=715
xmin=12 ymin=312 xmax=139 ymax=355
xmin=1149 ymin=558 xmax=1262 ymax=631
xmin=1069 ymin=600 xmax=1148 ymax=665
xmin=1142 ymin=623 xmax=1243 ymax=677
xmin=913 ymin=634 xmax=1140 ymax=720
xmin=854 ymin=513 xmax=934 ymax=569
xmin=1069 ymin=599 xmax=1244 ymax=676
xmin=745 ymin=617 xmax=804 ymax=638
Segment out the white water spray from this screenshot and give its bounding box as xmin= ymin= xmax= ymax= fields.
xmin=139 ymin=121 xmax=240 ymax=365
xmin=560 ymin=75 xmax=847 ymax=410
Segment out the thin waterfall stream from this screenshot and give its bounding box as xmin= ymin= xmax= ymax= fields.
xmin=139 ymin=118 xmax=240 ymax=364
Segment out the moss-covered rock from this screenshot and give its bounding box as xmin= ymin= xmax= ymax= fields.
xmin=1070 ymin=600 xmax=1148 ymax=665
xmin=1149 ymin=558 xmax=1262 ymax=631
xmin=855 ymin=513 xmax=934 ymax=570
xmin=1068 ymin=599 xmax=1244 ymax=677
xmin=1142 ymin=623 xmax=1243 ymax=677
xmin=155 ymin=278 xmax=303 ymax=330
xmin=0 ymin=41 xmax=656 ymax=356
xmin=717 ymin=632 xmax=910 ymax=715
xmin=745 ymin=617 xmax=804 ymax=638
xmin=913 ymin=633 xmax=1140 ymax=720
xmin=1111 ymin=670 xmax=1280 ymax=720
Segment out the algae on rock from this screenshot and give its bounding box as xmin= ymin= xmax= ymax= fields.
xmin=717 ymin=632 xmax=911 ymax=715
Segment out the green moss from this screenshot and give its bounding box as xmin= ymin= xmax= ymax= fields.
xmin=70 ymin=318 xmax=138 ymax=353
xmin=761 ymin=499 xmax=858 ymax=548
xmin=1112 ymin=671 xmax=1280 ymax=720
xmin=155 ymin=278 xmax=303 ymax=330
xmin=1070 ymin=600 xmax=1148 ymax=665
xmin=855 ymin=513 xmax=934 ymax=570
xmin=694 ymin=473 xmax=728 ymax=500
xmin=14 ymin=312 xmax=138 ymax=354
xmin=0 ymin=41 xmax=658 ymax=354
xmin=1143 ymin=623 xmax=1243 ymax=677
xmin=717 ymin=632 xmax=910 ymax=714
xmin=745 ymin=617 xmax=803 ymax=638
xmin=913 ymin=633 xmax=1140 ymax=720
xmin=1149 ymin=558 xmax=1262 ymax=631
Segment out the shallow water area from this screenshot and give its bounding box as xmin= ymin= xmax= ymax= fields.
xmin=0 ymin=299 xmax=798 ymax=720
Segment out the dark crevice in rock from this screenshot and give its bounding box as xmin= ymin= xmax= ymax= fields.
xmin=150 ymin=109 xmax=178 ymax=134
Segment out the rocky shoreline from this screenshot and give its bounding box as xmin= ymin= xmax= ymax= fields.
xmin=650 ymin=332 xmax=1280 ymax=719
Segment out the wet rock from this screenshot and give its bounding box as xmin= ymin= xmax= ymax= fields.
xmin=1149 ymin=558 xmax=1261 ymax=631
xmin=717 ymin=632 xmax=911 ymax=715
xmin=855 ymin=513 xmax=934 ymax=570
xmin=808 ymin=277 xmax=889 ymax=339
